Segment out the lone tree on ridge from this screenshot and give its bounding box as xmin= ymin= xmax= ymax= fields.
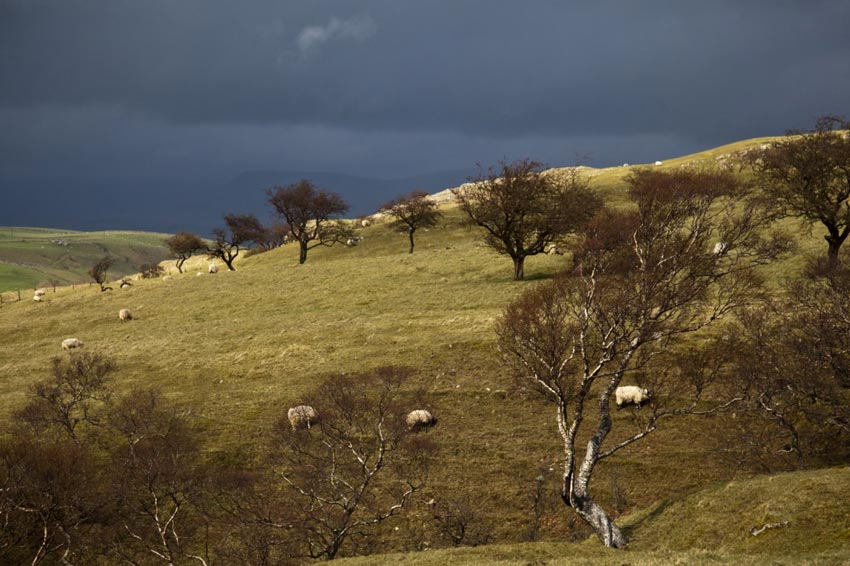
xmin=266 ymin=180 xmax=352 ymax=264
xmin=207 ymin=213 xmax=265 ymax=271
xmin=165 ymin=232 xmax=206 ymax=273
xmin=454 ymin=159 xmax=601 ymax=280
xmin=752 ymin=115 xmax=850 ymax=269
xmin=88 ymin=256 xmax=113 ymax=292
xmin=379 ymin=190 xmax=442 ymax=253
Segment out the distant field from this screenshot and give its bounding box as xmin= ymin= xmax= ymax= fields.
xmin=0 ymin=226 xmax=173 ymax=293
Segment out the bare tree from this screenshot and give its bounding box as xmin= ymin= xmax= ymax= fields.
xmin=108 ymin=388 xmax=213 ymax=565
xmin=89 ymin=256 xmax=114 ymax=291
xmin=752 ymin=115 xmax=850 ymax=269
xmin=0 ymin=436 xmax=108 ymax=565
xmin=454 ymin=159 xmax=601 ymax=280
xmin=496 ymin=168 xmax=787 ymax=548
xmin=267 ymin=180 xmax=352 ymax=264
xmin=208 ymin=213 xmax=265 ymax=271
xmin=165 ymin=232 xmax=206 ymax=273
xmin=16 ymin=352 xmax=115 ymax=443
xmin=379 ymin=190 xmax=442 ymax=253
xmin=271 ymin=367 xmax=434 ymax=560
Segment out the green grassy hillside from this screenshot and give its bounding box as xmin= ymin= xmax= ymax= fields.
xmin=0 ymin=226 xmax=173 ymax=293
xmin=0 ymin=135 xmax=846 ymax=563
xmin=334 ymin=467 xmax=850 ymax=565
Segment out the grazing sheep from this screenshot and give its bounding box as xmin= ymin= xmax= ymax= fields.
xmin=118 ymin=308 xmax=133 ymax=322
xmin=288 ymin=405 xmax=319 ymax=430
xmin=61 ymin=338 xmax=83 ymax=351
xmin=406 ymin=409 xmax=437 ymax=431
xmin=654 ymin=160 xmax=663 ymax=166
xmin=208 ymin=264 xmax=219 ymax=274
xmin=33 ymin=294 xmax=43 ymax=302
xmin=120 ymin=281 xmax=132 ymax=289
xmin=34 ymin=289 xmax=47 ymax=297
xmin=361 ymin=218 xmax=372 ymax=228
xmin=615 ymin=386 xmax=652 ymax=409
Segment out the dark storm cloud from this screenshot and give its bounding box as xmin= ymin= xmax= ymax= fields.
xmin=2 ymin=0 xmax=848 ymax=140
xmin=1 ymin=1 xmax=849 ymax=231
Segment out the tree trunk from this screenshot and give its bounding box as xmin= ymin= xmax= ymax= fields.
xmin=826 ymin=237 xmax=842 ymax=270
xmin=571 ymin=494 xmax=627 ymax=548
xmin=176 ymin=258 xmax=185 ymax=273
xmin=299 ymin=242 xmax=308 ymax=264
xmin=513 ymin=256 xmax=525 ymax=280
xmin=408 ymin=228 xmax=415 ymax=254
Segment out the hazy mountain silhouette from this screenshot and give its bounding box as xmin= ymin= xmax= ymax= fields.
xmin=0 ymin=168 xmax=474 ymax=235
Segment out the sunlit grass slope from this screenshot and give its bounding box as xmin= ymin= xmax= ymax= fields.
xmin=335 ymin=466 xmax=850 ymax=565
xmin=0 ymin=136 xmax=844 ymax=561
xmin=0 ymin=226 xmax=172 ymax=293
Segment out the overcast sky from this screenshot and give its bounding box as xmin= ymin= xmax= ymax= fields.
xmin=2 ymin=0 xmax=849 ymax=182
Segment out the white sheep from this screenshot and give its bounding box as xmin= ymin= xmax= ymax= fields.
xmin=406 ymin=409 xmax=437 ymax=431
xmin=34 ymin=289 xmax=47 ymax=297
xmin=361 ymin=218 xmax=372 ymax=228
xmin=712 ymin=241 xmax=728 ymax=255
xmin=61 ymin=338 xmax=83 ymax=351
xmin=208 ymin=264 xmax=219 ymax=274
xmin=288 ymin=405 xmax=319 ymax=430
xmin=546 ymin=245 xmax=563 ymax=256
xmin=654 ymin=160 xmax=663 ymax=166
xmin=119 ymin=308 xmax=133 ymax=322
xmin=615 ymin=386 xmax=652 ymax=409
xmin=33 ymin=294 xmax=43 ymax=302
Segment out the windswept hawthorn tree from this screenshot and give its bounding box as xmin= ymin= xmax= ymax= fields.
xmin=266 ymin=180 xmax=352 ymax=264
xmin=379 ymin=190 xmax=442 ymax=253
xmin=752 ymin=115 xmax=850 ymax=269
xmin=497 ymin=168 xmax=788 ymax=548
xmin=207 ymin=213 xmax=265 ymax=271
xmin=165 ymin=232 xmax=206 ymax=273
xmin=454 ymin=159 xmax=601 ymax=280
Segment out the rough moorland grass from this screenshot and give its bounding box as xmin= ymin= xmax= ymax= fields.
xmin=336 ymin=467 xmax=850 ymax=565
xmin=0 ymin=136 xmax=844 ymax=561
xmin=0 ymin=226 xmax=172 ymax=293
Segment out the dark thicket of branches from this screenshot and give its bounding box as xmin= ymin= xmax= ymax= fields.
xmin=88 ymin=256 xmax=113 ymax=291
xmin=269 ymin=367 xmax=435 ymax=560
xmin=752 ymin=115 xmax=850 ymax=269
xmin=165 ymin=231 xmax=206 ymax=273
xmin=208 ymin=213 xmax=265 ymax=271
xmin=497 ymin=168 xmax=787 ymax=548
xmin=267 ymin=180 xmax=352 ymax=264
xmin=454 ymin=159 xmax=601 ymax=280
xmin=379 ymin=190 xmax=442 ymax=253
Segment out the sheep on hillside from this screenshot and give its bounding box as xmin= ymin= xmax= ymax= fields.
xmin=406 ymin=409 xmax=437 ymax=431
xmin=208 ymin=264 xmax=219 ymax=274
xmin=361 ymin=218 xmax=372 ymax=228
xmin=655 ymin=160 xmax=663 ymax=166
xmin=34 ymin=289 xmax=47 ymax=297
xmin=119 ymin=308 xmax=133 ymax=322
xmin=288 ymin=405 xmax=319 ymax=430
xmin=33 ymin=294 xmax=43 ymax=302
xmin=615 ymin=386 xmax=652 ymax=409
xmin=61 ymin=338 xmax=83 ymax=351
xmin=712 ymin=241 xmax=728 ymax=255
